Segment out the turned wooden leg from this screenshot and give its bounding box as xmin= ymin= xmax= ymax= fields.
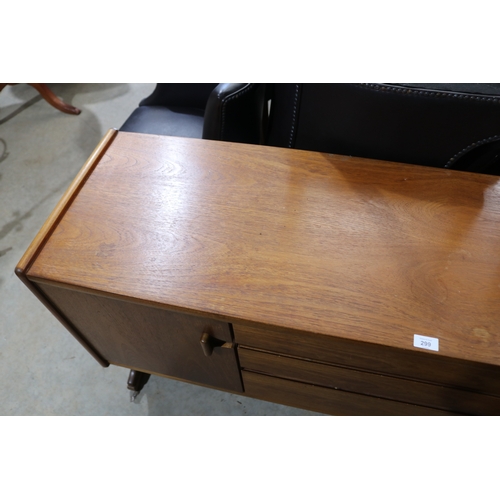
xmin=28 ymin=83 xmax=81 ymax=115
xmin=127 ymin=369 xmax=151 ymax=402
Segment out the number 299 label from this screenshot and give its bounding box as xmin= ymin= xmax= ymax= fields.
xmin=413 ymin=334 xmax=439 ymax=352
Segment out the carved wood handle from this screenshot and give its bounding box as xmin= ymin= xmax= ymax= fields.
xmin=200 ymin=330 xmax=233 ymax=356
xmin=200 ymin=331 xmax=215 ymax=356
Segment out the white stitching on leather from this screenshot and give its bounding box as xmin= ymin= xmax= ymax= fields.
xmin=445 ymin=135 xmax=500 ymax=168
xmin=358 ymin=83 xmax=500 ymax=103
xmin=289 ymin=84 xmax=300 ymax=147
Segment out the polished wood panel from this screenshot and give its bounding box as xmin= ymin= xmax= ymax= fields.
xmin=37 ymin=282 xmax=243 ymax=392
xmin=234 ymin=323 xmax=500 ymax=396
xmin=239 ymin=347 xmax=500 ymax=415
xmin=242 ymin=371 xmax=457 ymax=416
xmin=26 ymin=132 xmax=500 ymax=367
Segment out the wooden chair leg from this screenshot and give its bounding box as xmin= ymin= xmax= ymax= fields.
xmin=28 ymin=83 xmax=81 ymax=115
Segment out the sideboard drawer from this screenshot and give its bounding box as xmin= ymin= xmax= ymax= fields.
xmin=234 ymin=323 xmax=500 ymax=397
xmin=238 ymin=347 xmax=500 ymax=415
xmin=36 ymin=282 xmax=243 ymax=392
xmin=241 ymin=371 xmax=457 ymax=416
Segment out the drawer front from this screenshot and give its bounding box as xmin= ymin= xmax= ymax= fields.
xmin=37 ymin=282 xmax=243 ymax=392
xmin=239 ymin=347 xmax=500 ymax=415
xmin=242 ymin=371 xmax=457 ymax=416
xmin=234 ymin=323 xmax=500 ymax=396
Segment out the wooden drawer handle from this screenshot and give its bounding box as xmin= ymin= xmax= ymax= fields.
xmin=200 ymin=331 xmax=233 ymax=357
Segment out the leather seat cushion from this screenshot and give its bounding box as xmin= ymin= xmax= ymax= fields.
xmin=120 ymin=106 xmax=205 ymax=137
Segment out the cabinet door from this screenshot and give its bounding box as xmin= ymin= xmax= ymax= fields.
xmin=37 ymin=282 xmax=242 ymax=392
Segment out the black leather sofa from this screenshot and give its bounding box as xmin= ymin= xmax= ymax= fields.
xmin=121 ymin=83 xmax=500 ymax=176
xmin=265 ymin=83 xmax=500 ymax=175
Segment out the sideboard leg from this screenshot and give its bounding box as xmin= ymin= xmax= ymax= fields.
xmin=127 ymin=369 xmax=151 ymax=402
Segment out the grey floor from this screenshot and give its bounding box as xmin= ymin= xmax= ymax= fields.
xmin=0 ymin=83 xmax=320 ymax=415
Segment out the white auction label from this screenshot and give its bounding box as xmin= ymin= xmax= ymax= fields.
xmin=413 ymin=334 xmax=439 ymax=352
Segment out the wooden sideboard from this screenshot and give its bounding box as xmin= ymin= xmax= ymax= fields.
xmin=16 ymin=129 xmax=500 ymax=415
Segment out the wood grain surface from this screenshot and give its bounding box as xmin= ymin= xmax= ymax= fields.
xmin=26 ymin=131 xmax=500 ymax=366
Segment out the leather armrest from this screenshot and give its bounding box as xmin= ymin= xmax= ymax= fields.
xmin=203 ymin=83 xmax=268 ymax=144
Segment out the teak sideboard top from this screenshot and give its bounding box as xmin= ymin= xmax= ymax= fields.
xmin=18 ymin=130 xmax=500 ymax=367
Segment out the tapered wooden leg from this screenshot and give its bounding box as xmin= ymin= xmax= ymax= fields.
xmin=28 ymin=83 xmax=81 ymax=115
xmin=127 ymin=370 xmax=151 ymax=401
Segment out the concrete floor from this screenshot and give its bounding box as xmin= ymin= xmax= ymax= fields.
xmin=0 ymin=83 xmax=320 ymax=415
